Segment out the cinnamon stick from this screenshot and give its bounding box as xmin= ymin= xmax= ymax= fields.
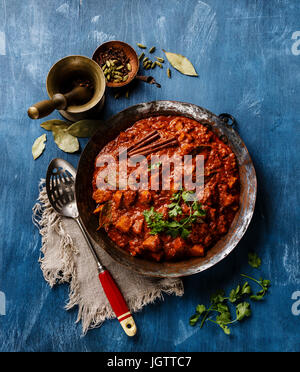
xmin=119 ymin=130 xmax=160 ymax=158
xmin=129 ymin=138 xmax=177 ymax=157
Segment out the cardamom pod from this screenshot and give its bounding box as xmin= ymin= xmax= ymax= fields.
xmin=156 ymin=57 xmax=164 ymax=63
xmin=151 ymin=62 xmax=156 ymax=69
xmin=127 ymin=63 xmax=132 ymax=71
xmin=137 ymin=43 xmax=147 ymax=49
xmin=149 ymin=46 xmax=156 ymax=53
xmin=167 ymin=68 xmax=171 ymax=78
xmin=155 ymin=61 xmax=163 ymax=68
xmin=138 ymin=52 xmax=145 ymax=61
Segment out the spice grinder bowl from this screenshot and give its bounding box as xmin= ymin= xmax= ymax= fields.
xmin=92 ymin=41 xmax=139 ymax=88
xmin=46 ymin=55 xmax=106 ymax=120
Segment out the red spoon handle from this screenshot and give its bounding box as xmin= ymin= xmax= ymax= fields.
xmin=98 ymin=270 xmax=137 ymax=336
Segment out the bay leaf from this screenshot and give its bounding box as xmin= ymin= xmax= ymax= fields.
xmin=40 ymin=119 xmax=70 ymax=131
xmin=52 ymin=129 xmax=79 ymax=153
xmin=65 ymin=120 xmax=102 ymax=138
xmin=97 ymin=201 xmax=112 ymax=230
xmin=32 ymin=134 xmax=47 ymax=160
xmin=163 ymin=50 xmax=198 ymax=76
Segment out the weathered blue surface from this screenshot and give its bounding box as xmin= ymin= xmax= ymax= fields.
xmin=0 ymin=0 xmax=299 ymax=352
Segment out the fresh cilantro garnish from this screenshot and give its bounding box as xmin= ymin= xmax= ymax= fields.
xmin=210 ymin=290 xmax=226 ymax=305
xmin=241 ymin=274 xmax=271 ymax=301
xmin=248 ymin=252 xmax=261 ymax=268
xmin=189 ymin=274 xmax=270 ymax=335
xmin=229 ymin=282 xmax=252 ymax=303
xmin=144 ymin=190 xmax=206 ymax=239
xmin=143 ymin=207 xmax=167 ymax=235
xmin=235 ymin=301 xmax=251 ymax=321
xmin=168 ymin=203 xmax=182 ymax=218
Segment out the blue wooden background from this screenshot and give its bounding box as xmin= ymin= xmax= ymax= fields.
xmin=0 ymin=0 xmax=299 ymax=352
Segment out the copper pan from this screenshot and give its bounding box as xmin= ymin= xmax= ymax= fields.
xmin=75 ymin=101 xmax=257 ymax=277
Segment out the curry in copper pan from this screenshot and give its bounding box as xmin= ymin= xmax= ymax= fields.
xmin=92 ymin=115 xmax=240 ymax=262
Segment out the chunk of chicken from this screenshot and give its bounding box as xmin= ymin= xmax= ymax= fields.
xmin=123 ymin=190 xmax=137 ymax=208
xmin=138 ymin=190 xmax=152 ymax=205
xmin=115 ymin=215 xmax=132 ymax=233
xmin=132 ymin=218 xmax=144 ymax=235
xmin=142 ymin=235 xmax=161 ymax=252
xmin=113 ymin=191 xmax=123 ymax=209
xmin=92 ymin=189 xmax=112 ymax=204
xmin=164 ymin=237 xmax=186 ymax=260
xmin=189 ymin=244 xmax=205 ymax=257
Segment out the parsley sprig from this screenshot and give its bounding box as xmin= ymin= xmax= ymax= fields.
xmin=143 ymin=190 xmax=206 ymax=239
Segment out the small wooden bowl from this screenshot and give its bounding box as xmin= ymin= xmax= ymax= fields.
xmin=92 ymin=41 xmax=139 ymax=88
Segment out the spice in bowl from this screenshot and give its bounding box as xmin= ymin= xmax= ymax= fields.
xmin=95 ymin=47 xmax=132 ymax=84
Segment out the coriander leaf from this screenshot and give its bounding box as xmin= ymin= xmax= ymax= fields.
xmin=192 ymin=201 xmax=206 ymax=216
xmin=229 ymin=285 xmax=241 ymax=303
xmin=180 ymin=227 xmax=190 ymax=239
xmin=250 ymin=294 xmax=264 ymax=301
xmin=241 ymin=274 xmax=270 ymax=301
xmin=211 ymin=290 xmax=226 ymax=305
xmin=219 ymin=323 xmax=231 ymax=335
xmin=241 ymin=282 xmax=252 ymax=295
xmin=216 ymin=311 xmax=231 ymax=324
xmin=143 ymin=207 xmax=166 ymax=235
xmin=216 ymin=303 xmax=230 ymax=313
xmin=167 ymin=229 xmax=180 ymax=238
xmin=236 ymin=302 xmax=251 ymax=321
xmin=196 ymin=304 xmax=206 ymax=315
xmin=260 ymin=279 xmax=271 ymax=289
xmin=189 ymin=314 xmax=200 ymax=326
xmin=182 ymin=190 xmax=195 ymax=202
xmin=168 ymin=204 xmax=182 ymax=218
xmin=248 ymin=252 xmax=261 ymax=268
xmin=171 ymin=190 xmax=182 ymax=201
xmin=250 ymin=289 xmax=265 ymax=301
xmin=209 ymin=319 xmax=231 ymax=335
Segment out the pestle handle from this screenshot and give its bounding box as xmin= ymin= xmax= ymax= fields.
xmin=28 ymin=94 xmax=67 ymax=120
xmin=27 ymin=87 xmax=92 ymax=120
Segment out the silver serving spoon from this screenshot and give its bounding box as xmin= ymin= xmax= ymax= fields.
xmin=46 ymin=158 xmax=137 ymax=336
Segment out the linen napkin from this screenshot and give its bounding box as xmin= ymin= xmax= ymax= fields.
xmin=32 ymin=180 xmax=184 ymax=334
